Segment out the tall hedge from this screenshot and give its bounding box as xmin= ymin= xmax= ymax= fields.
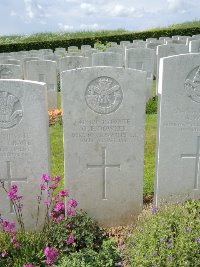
xmin=0 ymin=27 xmax=200 ymax=53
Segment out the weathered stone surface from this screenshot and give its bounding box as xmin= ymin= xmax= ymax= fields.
xmin=92 ymin=52 xmax=123 ymax=67
xmin=155 ymin=53 xmax=200 ymax=205
xmin=0 ymin=80 xmax=50 ymax=231
xmin=0 ymin=64 xmax=23 ymax=79
xmin=24 ymin=60 xmax=58 ymax=110
xmin=61 ymin=67 xmax=146 ymax=227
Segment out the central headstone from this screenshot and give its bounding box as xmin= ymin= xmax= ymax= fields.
xmin=61 ymin=67 xmax=146 ymax=227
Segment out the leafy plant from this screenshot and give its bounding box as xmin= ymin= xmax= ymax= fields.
xmin=125 ymin=200 xmax=200 ymax=267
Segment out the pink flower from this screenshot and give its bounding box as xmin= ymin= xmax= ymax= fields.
xmin=44 ymin=246 xmax=57 ymax=265
xmin=54 ymin=201 xmax=65 ymax=212
xmin=50 ymin=183 xmax=58 ymax=190
xmin=66 ymin=233 xmax=75 ymax=245
xmin=1 ymin=220 xmax=16 ymax=235
xmin=1 ymin=251 xmax=8 ymax=258
xmin=66 ymin=209 xmax=76 ymax=216
xmin=40 ymin=184 xmax=46 ymax=190
xmin=41 ymin=174 xmax=51 ymax=183
xmin=54 ymin=176 xmax=61 ymax=182
xmin=58 ymin=190 xmax=69 ymax=198
xmin=68 ymin=199 xmax=78 ymax=208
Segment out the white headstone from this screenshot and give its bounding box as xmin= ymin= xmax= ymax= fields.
xmin=0 ymin=80 xmax=50 ymax=230
xmin=59 ymin=56 xmax=89 ymax=72
xmin=24 ymin=60 xmax=58 ymax=110
xmin=92 ymin=52 xmax=123 ymax=67
xmin=0 ymin=64 xmax=23 ymax=79
xmin=189 ymin=39 xmax=200 ymax=53
xmin=68 ymin=46 xmax=79 ymax=52
xmin=155 ymin=53 xmax=200 ymax=204
xmin=61 ymin=67 xmax=147 ymax=227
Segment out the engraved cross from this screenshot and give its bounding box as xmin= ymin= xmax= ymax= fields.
xmin=0 ymin=161 xmax=27 ymax=213
xmin=181 ymin=136 xmax=200 ymax=190
xmin=87 ymin=147 xmax=120 ymax=200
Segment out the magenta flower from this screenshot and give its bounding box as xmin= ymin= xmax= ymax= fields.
xmin=66 ymin=233 xmax=75 ymax=245
xmin=40 ymin=184 xmax=46 ymax=190
xmin=54 ymin=201 xmax=65 ymax=212
xmin=44 ymin=246 xmax=57 ymax=265
xmin=1 ymin=220 xmax=16 ymax=235
xmin=50 ymin=183 xmax=58 ymax=190
xmin=68 ymin=199 xmax=78 ymax=208
xmin=66 ymin=209 xmax=76 ymax=216
xmin=54 ymin=176 xmax=61 ymax=182
xmin=41 ymin=174 xmax=51 ymax=183
xmin=58 ymin=190 xmax=69 ymax=198
xmin=1 ymin=251 xmax=8 ymax=258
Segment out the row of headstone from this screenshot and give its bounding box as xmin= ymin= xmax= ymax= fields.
xmin=0 ymin=40 xmax=200 ymax=230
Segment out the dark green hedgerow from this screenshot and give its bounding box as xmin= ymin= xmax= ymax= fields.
xmin=0 ymin=27 xmax=200 ymax=53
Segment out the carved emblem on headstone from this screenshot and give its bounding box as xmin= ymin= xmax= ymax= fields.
xmin=185 ymin=66 xmax=200 ymax=103
xmin=0 ymin=91 xmax=23 ymax=129
xmin=85 ymin=76 xmax=123 ymax=114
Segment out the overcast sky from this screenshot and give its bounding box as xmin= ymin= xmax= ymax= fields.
xmin=0 ymin=0 xmax=199 ymax=35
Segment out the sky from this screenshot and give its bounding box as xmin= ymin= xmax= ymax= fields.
xmin=0 ymin=0 xmax=199 ymax=35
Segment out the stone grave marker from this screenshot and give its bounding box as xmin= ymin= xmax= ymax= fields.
xmin=189 ymin=39 xmax=200 ymax=53
xmin=125 ymin=48 xmax=155 ymax=100
xmin=92 ymin=52 xmax=123 ymax=67
xmin=156 ymin=44 xmax=189 ymax=94
xmin=59 ymin=56 xmax=89 ymax=72
xmin=61 ymin=67 xmax=147 ymax=227
xmin=155 ymin=53 xmax=200 ymax=205
xmin=0 ymin=64 xmax=23 ymax=79
xmin=0 ymin=80 xmax=50 ymax=230
xmin=24 ymin=60 xmax=58 ymax=110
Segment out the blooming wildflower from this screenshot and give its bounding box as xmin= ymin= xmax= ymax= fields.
xmin=58 ymin=190 xmax=69 ymax=198
xmin=150 ymin=207 xmax=158 ymax=214
xmin=1 ymin=220 xmax=16 ymax=235
xmin=54 ymin=176 xmax=61 ymax=182
xmin=41 ymin=174 xmax=51 ymax=183
xmin=40 ymin=184 xmax=46 ymax=190
xmin=66 ymin=209 xmax=76 ymax=216
xmin=50 ymin=183 xmax=57 ymax=190
xmin=66 ymin=233 xmax=75 ymax=245
xmin=1 ymin=251 xmax=8 ymax=258
xmin=66 ymin=224 xmax=71 ymax=229
xmin=68 ymin=199 xmax=78 ymax=208
xmin=195 ymin=238 xmax=200 ymax=243
xmin=166 ymin=242 xmax=171 ymax=249
xmin=54 ymin=201 xmax=65 ymax=212
xmin=44 ymin=246 xmax=57 ymax=265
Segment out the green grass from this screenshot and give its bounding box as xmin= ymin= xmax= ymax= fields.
xmin=50 ymin=93 xmax=157 ymax=196
xmin=148 ymin=19 xmax=200 ymax=31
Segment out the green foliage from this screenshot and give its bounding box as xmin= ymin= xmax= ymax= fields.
xmin=146 ymin=96 xmax=158 ymax=114
xmin=57 ymin=239 xmax=121 ymax=267
xmin=46 ymin=210 xmax=106 ymax=253
xmin=0 ymin=232 xmax=46 ymax=266
xmin=125 ymin=200 xmax=200 ymax=267
xmin=0 ymin=26 xmax=200 ymax=53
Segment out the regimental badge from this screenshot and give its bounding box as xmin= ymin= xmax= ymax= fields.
xmin=0 ymin=91 xmax=23 ymax=129
xmin=185 ymin=66 xmax=200 ymax=103
xmin=85 ymin=76 xmax=123 ymax=114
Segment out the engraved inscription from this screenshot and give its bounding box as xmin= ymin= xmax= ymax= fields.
xmin=85 ymin=76 xmax=123 ymax=114
xmin=181 ymin=136 xmax=200 ymax=190
xmin=0 ymin=68 xmax=13 ymax=79
xmin=185 ymin=66 xmax=200 ymax=103
xmin=87 ymin=147 xmax=120 ymax=199
xmin=0 ymin=161 xmax=27 ymax=212
xmin=0 ymin=91 xmax=23 ymax=129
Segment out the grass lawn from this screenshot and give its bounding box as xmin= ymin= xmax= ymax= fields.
xmin=50 ymin=92 xmax=157 ymax=196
